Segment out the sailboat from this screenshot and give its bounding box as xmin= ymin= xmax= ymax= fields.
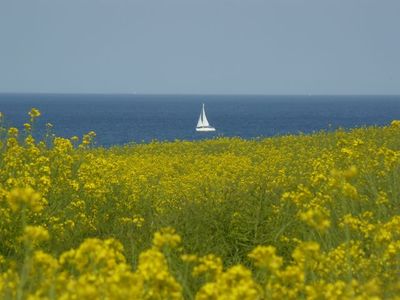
xmin=196 ymin=103 xmax=216 ymax=132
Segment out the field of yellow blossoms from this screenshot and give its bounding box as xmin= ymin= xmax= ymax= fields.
xmin=0 ymin=108 xmax=400 ymax=299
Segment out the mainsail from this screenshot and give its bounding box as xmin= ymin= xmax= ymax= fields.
xmin=201 ymin=104 xmax=210 ymax=127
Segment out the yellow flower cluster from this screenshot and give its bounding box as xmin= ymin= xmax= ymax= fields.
xmin=28 ymin=108 xmax=41 ymax=123
xmin=248 ymin=245 xmax=283 ymax=271
xmin=153 ymin=227 xmax=182 ymax=249
xmin=0 ymin=109 xmax=400 ymax=299
xmin=21 ymin=225 xmax=49 ymax=246
xmin=7 ymin=187 xmax=46 ymax=213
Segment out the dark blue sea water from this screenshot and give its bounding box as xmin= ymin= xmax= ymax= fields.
xmin=0 ymin=94 xmax=400 ymax=146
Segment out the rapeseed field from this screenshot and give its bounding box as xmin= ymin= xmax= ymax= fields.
xmin=0 ymin=109 xmax=400 ymax=299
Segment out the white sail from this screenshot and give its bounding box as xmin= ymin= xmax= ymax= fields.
xmin=201 ymin=104 xmax=210 ymax=127
xmin=196 ymin=113 xmax=203 ymax=127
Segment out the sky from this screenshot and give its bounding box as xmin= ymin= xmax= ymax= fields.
xmin=0 ymin=0 xmax=399 ymax=95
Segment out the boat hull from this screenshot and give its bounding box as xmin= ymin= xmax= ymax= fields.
xmin=196 ymin=127 xmax=216 ymax=132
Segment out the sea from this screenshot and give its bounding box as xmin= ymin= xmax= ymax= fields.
xmin=0 ymin=93 xmax=400 ymax=147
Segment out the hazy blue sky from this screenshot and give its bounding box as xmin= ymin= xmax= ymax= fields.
xmin=0 ymin=0 xmax=399 ymax=95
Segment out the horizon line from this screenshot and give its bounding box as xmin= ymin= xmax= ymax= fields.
xmin=1 ymin=92 xmax=400 ymax=97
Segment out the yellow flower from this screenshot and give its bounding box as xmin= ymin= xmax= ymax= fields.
xmin=22 ymin=225 xmax=49 ymax=245
xmin=248 ymin=245 xmax=283 ymax=272
xmin=292 ymin=241 xmax=320 ymax=267
xmin=299 ymin=207 xmax=331 ymax=232
xmin=376 ymin=191 xmax=389 ymax=205
xmin=343 ymin=165 xmax=358 ymax=179
xmin=192 ymin=254 xmax=223 ymax=278
xmin=152 ymin=227 xmax=181 ymax=249
xmin=342 ymin=182 xmax=358 ymax=199
xmin=390 ymin=120 xmax=400 ymax=127
xmin=8 ymin=127 xmax=19 ymax=136
xmin=277 ymin=264 xmax=305 ymax=293
xmin=119 ymin=215 xmax=145 ymax=228
xmin=32 ymin=250 xmax=58 ymax=271
xmin=341 ymin=147 xmax=353 ymax=156
xmin=181 ymin=254 xmax=198 ymax=263
xmin=71 ymin=136 xmax=79 ymax=142
xmin=7 ymin=187 xmax=47 ymax=213
xmin=59 ymin=238 xmax=126 ymax=274
xmin=135 ymin=247 xmax=183 ymax=299
xmin=28 ymin=108 xmax=41 ymax=120
xmin=196 ymin=265 xmax=261 ymax=300
xmin=23 ymin=123 xmax=31 ymax=131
